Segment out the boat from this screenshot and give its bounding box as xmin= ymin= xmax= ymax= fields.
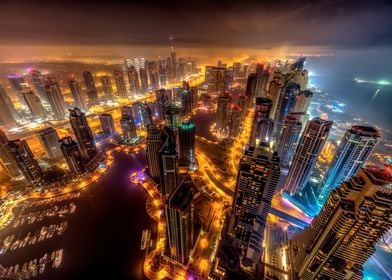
xmin=140 ymin=229 xmax=151 ymax=250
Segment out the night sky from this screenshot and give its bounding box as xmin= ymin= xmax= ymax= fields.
xmin=0 ymin=0 xmax=391 ymax=50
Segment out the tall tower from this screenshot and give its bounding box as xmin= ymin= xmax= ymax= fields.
xmin=127 ymin=66 xmax=140 ymax=95
xmin=249 ymin=97 xmax=274 ymax=146
xmin=178 ymin=120 xmax=196 ymax=167
xmin=0 ymin=85 xmax=18 ymax=126
xmin=293 ymin=90 xmax=313 ymax=113
xmin=44 ymin=76 xmax=67 ymax=120
xmin=229 ymin=105 xmax=242 ymax=139
xmin=170 ymin=37 xmax=177 ymax=79
xmin=139 ymin=68 xmax=149 ymax=92
xmin=318 ymin=125 xmax=380 ymax=201
xmin=165 ymin=180 xmax=194 ymax=265
xmin=137 ymin=103 xmax=153 ymax=128
xmin=181 ymin=82 xmax=192 ymax=116
xmin=273 ymin=82 xmax=300 ymax=140
xmin=146 ymin=124 xmax=162 ymax=180
xmin=101 ymin=76 xmax=113 ymax=100
xmin=292 ymin=167 xmax=392 ymax=280
xmin=245 ymin=73 xmax=257 ymax=107
xmin=68 ymin=80 xmax=87 ymax=111
xmin=59 ymin=136 xmax=86 ymax=175
xmin=266 ymin=69 xmax=286 ymax=120
xmin=283 ymin=117 xmax=333 ymax=195
xmin=29 ymin=69 xmax=47 ymax=102
xmin=165 ymin=104 xmax=180 ymax=133
xmin=37 ymin=127 xmax=62 ymax=160
xmin=159 ymin=126 xmax=178 ymax=198
xmin=0 ymin=130 xmax=21 ymax=178
xmin=82 ymin=71 xmax=99 ymax=106
xmin=156 ymin=89 xmax=169 ymax=121
xmin=69 ymin=107 xmax=97 ymax=162
xmin=113 ymin=69 xmax=127 ymax=98
xmin=254 ymin=64 xmax=270 ymax=98
xmin=99 ymin=113 xmax=116 ymax=136
xmin=216 ymin=94 xmax=231 ymax=136
xmin=277 ymin=113 xmax=303 ymax=168
xmin=120 ymin=106 xmax=137 ymax=141
xmin=229 ymin=144 xmax=280 ymax=266
xmin=7 ymin=139 xmax=42 ymax=186
xmin=22 ymin=90 xmax=46 ymax=119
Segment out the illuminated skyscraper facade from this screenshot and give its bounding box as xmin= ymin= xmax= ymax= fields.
xmin=0 ymin=85 xmax=18 ymax=126
xmin=113 ymin=69 xmax=127 ymax=98
xmin=249 ymin=97 xmax=274 ymax=146
xmin=292 ymin=167 xmax=392 ymax=280
xmin=156 ymin=89 xmax=169 ymax=120
xmin=69 ymin=107 xmax=97 ymax=162
xmin=216 ymin=94 xmax=231 ymax=136
xmin=277 ymin=113 xmax=303 ymax=167
xmin=318 ymin=125 xmax=380 ymax=201
xmin=159 ymin=126 xmax=178 ymax=198
xmin=229 ymin=144 xmax=280 ymax=265
xmin=120 ymin=106 xmax=137 ymax=141
xmin=146 ymin=124 xmax=162 ymax=180
xmin=245 ymin=73 xmax=257 ymax=107
xmin=178 ymin=120 xmax=196 ymax=167
xmin=22 ymin=90 xmax=46 ymax=119
xmin=284 ymin=117 xmax=332 ymax=195
xmin=59 ymin=136 xmax=86 ymax=175
xmin=229 ymin=105 xmax=242 ymax=139
xmin=83 ymin=71 xmax=99 ymax=105
xmin=37 ymin=127 xmax=62 ymax=160
xmin=44 ymin=76 xmax=67 ymax=120
xmin=101 ymin=76 xmax=113 ymax=100
xmin=68 ymin=80 xmax=87 ymax=111
xmin=127 ymin=66 xmax=140 ymax=95
xmin=99 ymin=113 xmax=116 ymax=136
xmin=0 ymin=130 xmax=21 ymax=178
xmin=30 ymin=69 xmax=47 ymax=102
xmin=165 ymin=104 xmax=180 ymax=133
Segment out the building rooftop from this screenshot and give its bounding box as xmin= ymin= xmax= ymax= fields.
xmin=351 ymin=125 xmax=380 ymax=137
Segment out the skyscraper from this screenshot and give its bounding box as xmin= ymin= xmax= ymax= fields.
xmin=266 ymin=70 xmax=286 ymax=120
xmin=37 ymin=127 xmax=62 ymax=160
xmin=156 ymin=89 xmax=169 ymax=120
xmin=165 ymin=104 xmax=180 ymax=133
xmin=245 ymin=73 xmax=257 ymax=107
xmin=293 ymin=90 xmax=313 ymax=113
xmin=165 ymin=180 xmax=194 ymax=265
xmin=59 ymin=136 xmax=86 ymax=175
xmin=120 ymin=106 xmax=137 ymax=141
xmin=44 ymin=76 xmax=67 ymax=120
xmin=113 ymin=69 xmax=127 ymax=98
xmin=137 ymin=103 xmax=153 ymax=128
xmin=139 ymin=68 xmax=149 ymax=92
xmin=170 ymin=37 xmax=177 ymax=79
xmin=277 ymin=113 xmax=303 ymax=167
xmin=178 ymin=120 xmax=196 ymax=167
xmin=292 ymin=167 xmax=392 ymax=280
xmin=229 ymin=105 xmax=242 ymax=139
xmin=0 ymin=130 xmax=21 ymax=178
xmin=146 ymin=124 xmax=162 ymax=180
xmin=249 ymin=97 xmax=274 ymax=146
xmin=0 ymin=85 xmax=18 ymax=126
xmin=22 ymin=90 xmax=46 ymax=119
xmin=254 ymin=64 xmax=270 ymax=98
xmin=99 ymin=113 xmax=116 ymax=136
xmin=30 ymin=69 xmax=47 ymax=102
xmin=205 ymin=66 xmax=227 ymax=95
xmin=283 ymin=117 xmax=333 ymax=195
xmin=7 ymin=139 xmax=42 ymax=186
xmin=318 ymin=125 xmax=380 ymax=201
xmin=273 ymin=82 xmax=301 ymax=140
xmin=127 ymin=66 xmax=140 ymax=95
xmin=216 ymin=94 xmax=231 ymax=136
xmin=180 ymin=82 xmax=192 ymax=116
xmin=159 ymin=126 xmax=178 ymax=198
xmin=148 ymin=61 xmax=160 ymax=90
xmin=7 ymin=73 xmax=26 ymax=92
xmin=228 ymin=144 xmax=280 ymax=266
xmin=101 ymin=76 xmax=113 ymax=100
xmin=69 ymin=107 xmax=97 ymax=162
xmin=68 ymin=80 xmax=87 ymax=111
xmin=82 ymin=71 xmax=99 ymax=105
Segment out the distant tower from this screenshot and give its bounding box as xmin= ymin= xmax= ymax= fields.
xmin=229 ymin=144 xmax=280 ymax=266
xmin=159 ymin=126 xmax=178 ymax=198
xmin=0 ymin=130 xmax=21 ymax=178
xmin=7 ymin=139 xmax=42 ymax=186
xmin=318 ymin=125 xmax=380 ymax=201
xmin=139 ymin=68 xmax=149 ymax=92
xmin=69 ymin=107 xmax=97 ymax=162
xmin=22 ymin=90 xmax=46 ymax=119
xmin=277 ymin=113 xmax=303 ymax=167
xmin=0 ymin=85 xmax=18 ymax=126
xmin=249 ymin=97 xmax=274 ymax=146
xmin=178 ymin=120 xmax=196 ymax=167
xmin=37 ymin=127 xmax=62 ymax=160
xmin=68 ymin=80 xmax=87 ymax=111
xmin=156 ymin=89 xmax=169 ymax=121
xmin=30 ymin=69 xmax=47 ymax=102
xmin=245 ymin=73 xmax=257 ymax=107
xmin=283 ymin=117 xmax=333 ymax=195
xmin=254 ymin=64 xmax=270 ymax=98
xmin=59 ymin=136 xmax=86 ymax=175
xmin=216 ymin=94 xmax=231 ymax=136
xmin=101 ymin=76 xmax=113 ymax=100
xmin=120 ymin=106 xmax=137 ymax=141
xmin=273 ymin=82 xmax=300 ymax=140
xmin=206 ymin=66 xmax=227 ymax=95
xmin=181 ymin=82 xmax=192 ymax=116
xmin=137 ymin=103 xmax=153 ymax=128
xmin=44 ymin=76 xmax=67 ymax=120
xmin=165 ymin=180 xmax=194 ymax=265
xmin=165 ymin=104 xmax=180 ymax=133
xmin=146 ymin=124 xmax=162 ymax=180
xmin=113 ymin=69 xmax=127 ymax=98
xmin=170 ymin=37 xmax=177 ymax=78
xmin=99 ymin=113 xmax=116 ymax=136
xmin=127 ymin=66 xmax=140 ymax=95
xmin=229 ymin=105 xmax=242 ymax=139
xmin=82 ymin=71 xmax=99 ymax=106
xmin=292 ymin=167 xmax=392 ymax=280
